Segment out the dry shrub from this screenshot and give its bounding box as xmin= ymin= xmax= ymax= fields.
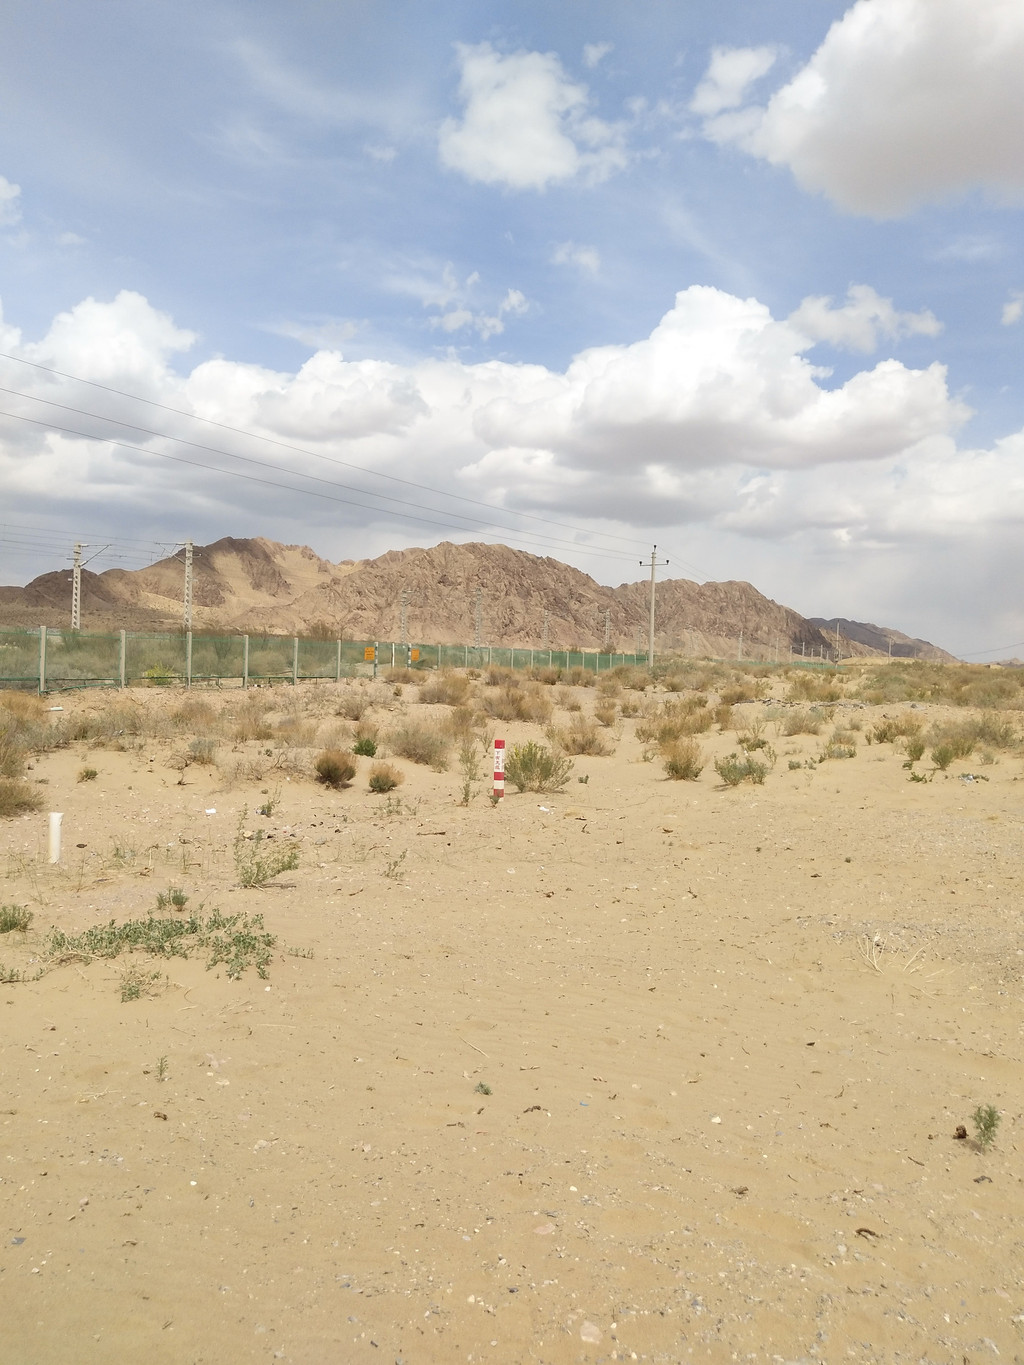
xmin=714 ymin=702 xmax=734 ymax=730
xmin=786 ymin=673 xmax=844 ymax=703
xmin=419 ymin=671 xmax=473 ymax=706
xmin=484 ymin=664 xmax=515 ymax=686
xmin=556 ymin=686 xmax=582 ymax=712
xmin=533 ymin=667 xmax=562 ymax=686
xmin=336 ymin=688 xmax=374 ymax=721
xmin=636 ymin=699 xmax=712 ymax=746
xmin=171 ymin=699 xmax=218 ymax=732
xmin=504 ymin=741 xmax=573 ymax=792
xmin=480 ymin=684 xmax=553 ymax=724
xmin=368 ymin=761 xmax=404 ymax=793
xmin=869 ymin=713 xmax=923 ymax=744
xmin=314 ymin=748 xmax=357 ymax=788
xmin=187 ymin=737 xmax=218 ymax=765
xmin=444 ymin=705 xmax=483 ymax=741
xmin=384 ymin=667 xmax=418 ymax=684
xmin=549 ymin=715 xmax=612 ymax=756
xmin=563 ymin=666 xmax=595 ymax=688
xmin=0 ymin=777 xmax=41 ymax=817
xmin=233 ymin=698 xmax=273 ymax=742
xmin=720 ymin=683 xmax=765 ymax=705
xmin=596 ymin=677 xmax=621 ymax=699
xmin=594 ymin=700 xmax=617 ymax=727
xmin=390 ymin=721 xmax=452 ymax=770
xmin=275 ymin=715 xmax=319 ymax=747
xmin=619 ymin=695 xmax=643 ymax=718
xmin=662 ymin=738 xmax=704 ymax=781
xmin=0 ymin=692 xmax=46 ymax=723
xmin=782 ymin=708 xmax=826 ymax=736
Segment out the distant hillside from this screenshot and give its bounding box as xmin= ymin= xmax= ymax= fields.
xmin=808 ymin=617 xmax=956 ymax=664
xmin=0 ymin=536 xmax=954 ymax=660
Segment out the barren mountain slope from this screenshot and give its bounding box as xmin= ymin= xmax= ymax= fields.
xmin=0 ymin=536 xmax=951 ymax=658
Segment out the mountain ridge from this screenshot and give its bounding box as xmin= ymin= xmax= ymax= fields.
xmin=0 ymin=537 xmax=956 ymax=661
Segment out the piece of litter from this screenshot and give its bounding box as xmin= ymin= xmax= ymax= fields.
xmin=580 ymin=1322 xmax=602 ymax=1344
xmin=538 ymin=806 xmax=550 ymax=812
xmin=205 ymin=808 xmax=216 ymax=815
xmin=711 ymin=1115 xmax=722 ymax=1124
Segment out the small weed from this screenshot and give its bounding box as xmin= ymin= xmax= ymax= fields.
xmin=908 ymin=769 xmax=932 ymax=783
xmin=577 ymin=773 xmax=589 ymax=784
xmin=77 ymin=766 xmax=99 ymax=782
xmin=120 ymin=964 xmax=162 ymax=1002
xmin=972 ymin=1104 xmax=1001 ymax=1150
xmin=233 ymin=809 xmax=300 ymax=888
xmin=0 ymin=904 xmax=32 ymax=934
xmin=155 ymin=887 xmax=189 ymax=913
xmin=383 ymin=850 xmax=408 ymax=880
xmin=457 ymin=739 xmax=481 ymax=805
xmin=287 ymin=946 xmax=314 ymax=959
xmin=257 ymin=786 xmax=281 ymax=817
xmin=155 ymin=1055 xmax=169 ymax=1082
xmin=474 ymin=1081 xmax=492 ymax=1096
xmin=352 ymin=736 xmax=378 ymax=757
xmin=931 ymin=743 xmax=955 ymax=771
xmin=904 ymin=738 xmax=926 ymax=763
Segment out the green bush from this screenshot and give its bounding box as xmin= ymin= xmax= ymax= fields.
xmin=714 ymin=752 xmax=768 ymax=786
xmin=0 ymin=904 xmax=32 ymax=934
xmin=352 ymin=736 xmax=377 ymax=757
xmin=504 ymin=741 xmax=573 ymax=793
xmin=931 ymin=743 xmax=955 ymax=771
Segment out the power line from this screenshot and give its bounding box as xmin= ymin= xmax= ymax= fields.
xmin=0 ymin=402 xmax=642 ymax=566
xmin=0 ymin=351 xmax=651 ymax=554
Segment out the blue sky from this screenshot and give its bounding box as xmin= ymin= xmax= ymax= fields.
xmin=1 ymin=0 xmax=1023 ymax=655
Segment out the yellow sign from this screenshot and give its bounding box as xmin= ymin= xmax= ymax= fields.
xmin=363 ymin=646 xmax=375 ymax=661
xmin=410 ymin=648 xmax=420 ymax=662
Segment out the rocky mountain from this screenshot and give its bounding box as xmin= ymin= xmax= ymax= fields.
xmin=808 ymin=617 xmax=957 ymax=664
xmin=0 ymin=536 xmax=953 ymax=660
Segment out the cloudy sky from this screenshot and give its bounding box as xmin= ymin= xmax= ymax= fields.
xmin=1 ymin=0 xmax=1023 ymax=655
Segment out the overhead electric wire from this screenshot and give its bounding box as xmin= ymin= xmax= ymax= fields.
xmin=0 ymin=383 xmax=640 ymax=564
xmin=0 ymin=351 xmax=652 ymax=554
xmin=0 ymin=405 xmax=643 ymax=566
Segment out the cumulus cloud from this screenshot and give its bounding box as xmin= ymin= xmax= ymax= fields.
xmin=689 ymin=46 xmax=776 ymax=118
xmin=788 ymin=284 xmax=943 ymax=353
xmin=695 ymin=0 xmax=1024 ymax=216
xmin=1002 ymin=292 xmax=1024 ymax=326
xmin=583 ymin=42 xmax=613 ymax=70
xmin=438 ymin=42 xmax=627 ymax=190
xmin=551 ymin=241 xmax=601 ymax=274
xmin=0 ymin=175 xmax=22 ymax=226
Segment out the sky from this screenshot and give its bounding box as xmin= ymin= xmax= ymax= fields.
xmin=0 ymin=0 xmax=1023 ymax=657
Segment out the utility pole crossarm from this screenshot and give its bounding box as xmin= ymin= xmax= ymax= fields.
xmin=641 ymin=545 xmax=669 ymax=669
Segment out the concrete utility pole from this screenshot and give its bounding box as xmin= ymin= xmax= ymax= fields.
xmin=541 ymin=609 xmax=549 ymax=650
xmin=738 ymin=629 xmax=743 ymax=662
xmin=640 ymin=546 xmax=668 ymax=669
xmin=603 ymin=609 xmax=611 ymax=649
xmin=474 ymin=587 xmax=483 ymax=648
xmin=71 ymin=543 xmax=83 ymax=632
xmin=182 ymin=540 xmax=194 ymax=632
xmin=835 ymin=619 xmax=841 ymax=663
xmin=399 ymin=588 xmax=408 ymax=645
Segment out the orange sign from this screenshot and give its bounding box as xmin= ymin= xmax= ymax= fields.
xmin=410 ymin=648 xmax=420 ymax=662
xmin=363 ymin=646 xmax=375 ymax=661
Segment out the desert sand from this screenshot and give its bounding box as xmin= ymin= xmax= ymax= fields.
xmin=1 ymin=671 xmax=1021 ymax=1364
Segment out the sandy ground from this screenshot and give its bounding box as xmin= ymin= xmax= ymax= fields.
xmin=1 ymin=677 xmax=1022 ymax=1365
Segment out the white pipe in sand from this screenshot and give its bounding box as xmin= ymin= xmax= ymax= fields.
xmin=48 ymin=812 xmax=63 ymax=864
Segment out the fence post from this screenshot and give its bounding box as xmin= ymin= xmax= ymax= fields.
xmin=242 ymin=635 xmax=249 ymax=689
xmin=335 ymin=639 xmax=341 ymax=683
xmin=38 ymin=625 xmax=47 ymax=695
xmin=292 ymin=637 xmax=299 ymax=686
xmin=186 ymin=631 xmax=193 ymax=689
xmin=119 ymin=630 xmax=126 ymax=688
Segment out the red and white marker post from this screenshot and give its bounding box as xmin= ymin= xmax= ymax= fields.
xmin=493 ymin=738 xmax=505 ymax=800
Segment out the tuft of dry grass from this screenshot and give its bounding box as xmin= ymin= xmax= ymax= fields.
xmin=368 ymin=761 xmax=404 ymax=793
xmin=419 ymin=671 xmax=473 ymax=706
xmin=0 ymin=777 xmax=41 ymax=817
xmin=389 ymin=721 xmax=452 ymax=770
xmin=314 ymin=748 xmax=357 ymax=788
xmin=480 ymin=683 xmax=553 ymax=724
xmin=662 ymin=738 xmax=704 ymax=780
xmin=548 ymin=715 xmax=612 ymax=756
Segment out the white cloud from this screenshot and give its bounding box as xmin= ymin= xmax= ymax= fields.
xmin=438 ymin=42 xmax=627 ymax=190
xmin=696 ymin=0 xmax=1024 ymax=216
xmin=0 ymin=175 xmax=22 ymax=226
xmin=583 ymin=42 xmax=613 ymax=70
xmin=689 ymin=46 xmax=776 ymax=118
xmin=1002 ymin=292 xmax=1024 ymax=326
xmin=552 ymin=241 xmax=601 ymax=274
xmin=433 ymin=286 xmax=528 ymax=340
xmin=383 ymin=259 xmax=529 ymax=340
xmin=788 ymin=284 xmax=943 ymax=353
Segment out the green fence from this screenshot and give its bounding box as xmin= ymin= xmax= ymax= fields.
xmin=0 ymin=626 xmax=648 ymax=692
